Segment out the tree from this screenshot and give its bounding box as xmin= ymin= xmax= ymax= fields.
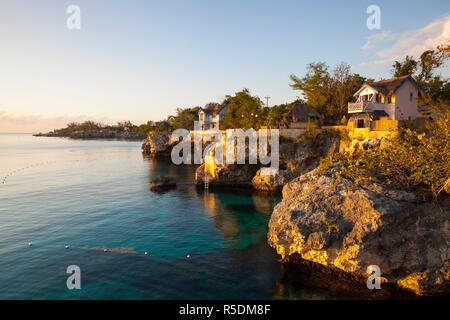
xmin=221 ymin=89 xmax=264 ymax=129
xmin=263 ymin=103 xmax=290 ymax=128
xmin=170 ymin=106 xmax=201 ymax=130
xmin=289 ymin=62 xmax=332 ymax=114
xmin=330 ymin=63 xmax=366 ymax=123
xmin=391 ymin=55 xmax=417 ymax=77
xmin=393 ymin=43 xmax=450 ymax=106
xmin=290 ymin=62 xmax=366 ymax=124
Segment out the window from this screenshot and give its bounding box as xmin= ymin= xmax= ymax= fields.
xmin=388 ymin=96 xmax=391 ymax=104
xmin=410 ymin=92 xmax=413 ymax=101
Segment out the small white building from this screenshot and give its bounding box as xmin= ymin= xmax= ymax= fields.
xmin=198 ymin=103 xmax=227 ymax=130
xmin=348 ymin=75 xmax=422 ymax=128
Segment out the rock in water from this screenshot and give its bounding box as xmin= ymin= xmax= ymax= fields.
xmin=267 ymin=167 xmax=450 ymax=297
xmin=151 ymin=176 xmax=177 ymax=190
xmin=195 ymin=163 xmax=260 ymax=188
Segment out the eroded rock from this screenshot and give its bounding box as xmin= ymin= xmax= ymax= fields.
xmin=142 ymin=132 xmax=171 ymax=156
xmin=268 ymin=168 xmax=450 ymax=297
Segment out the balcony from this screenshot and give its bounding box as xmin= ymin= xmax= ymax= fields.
xmin=348 ymin=101 xmax=386 ymax=113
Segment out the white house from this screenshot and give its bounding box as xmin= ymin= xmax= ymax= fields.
xmin=348 ymin=75 xmax=422 ymax=128
xmin=198 ymin=103 xmax=227 ymax=130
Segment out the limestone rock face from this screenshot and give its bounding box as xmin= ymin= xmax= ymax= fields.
xmin=345 ymin=137 xmax=382 ymax=155
xmin=252 ymin=133 xmax=342 ymax=192
xmin=195 ymin=163 xmax=260 ymax=187
xmin=268 ymin=168 xmax=450 ymax=296
xmin=142 ymin=132 xmax=171 ymax=156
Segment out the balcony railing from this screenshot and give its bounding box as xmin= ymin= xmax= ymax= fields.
xmin=348 ymin=101 xmax=387 ymax=113
xmin=348 ymin=101 xmax=369 ymax=113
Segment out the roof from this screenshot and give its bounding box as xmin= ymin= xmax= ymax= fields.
xmin=154 ymin=121 xmax=169 ymax=127
xmin=200 ymin=103 xmax=226 ymax=116
xmin=284 ymin=103 xmax=324 ymax=123
xmin=372 ymin=110 xmax=389 ymax=117
xmin=348 ymin=110 xmax=389 ymax=120
xmin=355 ymin=75 xmax=421 ymax=97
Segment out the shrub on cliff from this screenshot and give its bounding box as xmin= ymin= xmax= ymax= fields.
xmin=327 ymin=109 xmax=449 ymax=196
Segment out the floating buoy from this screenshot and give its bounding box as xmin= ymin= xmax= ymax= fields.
xmin=28 ymin=242 xmax=32 ymax=247
xmin=186 ymin=254 xmax=190 ymax=258
xmin=144 ymin=252 xmax=148 ymax=256
xmin=103 ymin=248 xmax=108 ymax=252
xmin=65 ymin=245 xmax=69 ymax=249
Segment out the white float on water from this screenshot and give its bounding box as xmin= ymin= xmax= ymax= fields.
xmin=28 ymin=242 xmax=32 ymax=247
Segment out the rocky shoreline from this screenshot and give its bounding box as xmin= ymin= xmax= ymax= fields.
xmin=268 ymin=167 xmax=449 ymax=297
xmin=142 ymin=131 xmax=449 ymax=298
xmin=34 ymin=130 xmax=145 ymax=140
xmin=142 ymin=130 xmax=346 ymax=192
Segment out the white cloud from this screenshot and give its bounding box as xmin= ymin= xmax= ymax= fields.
xmin=360 ymin=15 xmax=450 ymax=67
xmin=361 ymin=30 xmax=395 ymax=50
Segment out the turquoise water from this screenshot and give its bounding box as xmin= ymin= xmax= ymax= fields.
xmin=0 ymin=134 xmax=324 ymax=299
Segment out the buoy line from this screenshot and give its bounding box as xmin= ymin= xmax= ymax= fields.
xmin=0 ymin=156 xmax=127 ymax=186
xmin=26 ymin=243 xmax=196 ymax=259
xmin=0 ymin=160 xmax=62 ymax=185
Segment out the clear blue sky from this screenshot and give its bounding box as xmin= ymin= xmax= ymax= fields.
xmin=0 ymin=0 xmax=449 ymax=132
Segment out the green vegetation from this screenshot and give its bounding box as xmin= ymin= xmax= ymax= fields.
xmin=138 ymin=121 xmax=168 ymax=133
xmin=261 ymin=103 xmax=291 ymax=128
xmin=391 ymin=42 xmax=449 ymax=106
xmin=289 ymin=62 xmax=367 ymax=125
xmin=169 ymin=106 xmax=202 ymax=130
xmin=296 ymin=123 xmax=320 ymax=143
xmin=323 ymin=218 xmax=337 ymax=232
xmin=222 ymin=89 xmax=264 ymax=129
xmin=54 ymin=120 xmax=140 ymax=134
xmin=326 ymin=107 xmax=449 ymax=196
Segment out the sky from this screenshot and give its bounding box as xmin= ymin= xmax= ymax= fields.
xmin=0 ymin=0 xmax=449 ymax=133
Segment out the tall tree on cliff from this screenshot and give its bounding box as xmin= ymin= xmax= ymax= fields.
xmin=391 ymin=55 xmax=418 ymax=77
xmin=170 ymin=106 xmax=201 ymax=130
xmin=330 ymin=63 xmax=366 ymax=123
xmin=262 ymin=103 xmax=291 ymax=128
xmin=391 ymin=42 xmax=450 ymax=105
xmin=289 ymin=62 xmax=331 ymax=116
xmin=221 ymin=89 xmax=264 ymax=129
xmin=289 ymin=62 xmax=366 ymax=124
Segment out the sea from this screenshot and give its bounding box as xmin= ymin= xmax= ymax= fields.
xmin=0 ymin=133 xmax=329 ymax=299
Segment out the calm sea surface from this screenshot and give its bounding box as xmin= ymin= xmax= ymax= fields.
xmin=0 ymin=134 xmax=327 ymax=299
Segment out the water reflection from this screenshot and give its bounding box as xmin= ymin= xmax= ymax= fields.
xmin=196 ymin=188 xmax=280 ymax=249
xmin=141 ymin=156 xmax=338 ymax=299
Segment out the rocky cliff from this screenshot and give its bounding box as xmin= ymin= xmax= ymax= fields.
xmin=252 ymin=132 xmax=343 ymax=192
xmin=195 ymin=132 xmax=346 ymax=191
xmin=268 ymin=166 xmax=450 ymax=297
xmin=142 ymin=132 xmax=172 ymax=156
